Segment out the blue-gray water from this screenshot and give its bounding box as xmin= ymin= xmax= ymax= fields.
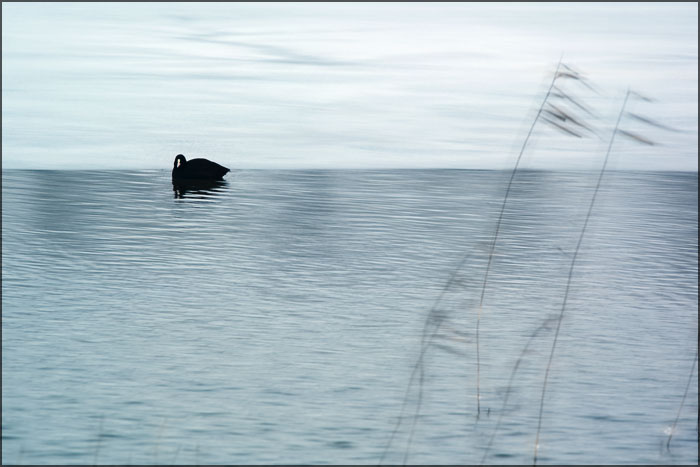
xmin=2 ymin=169 xmax=697 ymax=465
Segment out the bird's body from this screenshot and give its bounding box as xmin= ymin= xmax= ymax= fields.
xmin=172 ymin=154 xmax=230 ymax=182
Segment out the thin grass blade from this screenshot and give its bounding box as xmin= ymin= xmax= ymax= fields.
xmin=552 ymin=86 xmax=596 ymax=116
xmin=541 ymin=115 xmax=583 ymax=137
xmin=546 ymin=103 xmax=596 ymax=132
xmin=618 ymin=129 xmax=655 ymax=145
xmin=626 ymin=112 xmax=680 ymax=132
xmin=629 ymin=90 xmax=655 ymax=102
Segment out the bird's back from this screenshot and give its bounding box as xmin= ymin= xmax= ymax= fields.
xmin=175 ymin=158 xmax=230 ymax=180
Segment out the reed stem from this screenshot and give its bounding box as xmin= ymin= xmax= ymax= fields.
xmin=532 ymin=88 xmax=631 ymax=465
xmin=379 ymin=253 xmax=473 ymax=464
xmin=476 ymin=58 xmax=563 ymax=417
xmin=666 ymin=345 xmax=698 ymax=450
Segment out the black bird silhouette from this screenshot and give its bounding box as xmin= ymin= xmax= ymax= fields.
xmin=172 ymin=154 xmax=230 ymax=182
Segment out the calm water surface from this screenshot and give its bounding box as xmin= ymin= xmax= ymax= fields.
xmin=2 ymin=169 xmax=697 ymax=464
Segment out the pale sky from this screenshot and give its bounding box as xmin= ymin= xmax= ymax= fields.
xmin=2 ymin=2 xmax=698 ymax=170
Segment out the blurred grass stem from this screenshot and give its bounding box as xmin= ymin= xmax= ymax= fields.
xmin=666 ymin=346 xmax=698 ymax=450
xmin=533 ymin=88 xmax=631 ymax=465
xmin=476 ymin=58 xmax=563 ymax=417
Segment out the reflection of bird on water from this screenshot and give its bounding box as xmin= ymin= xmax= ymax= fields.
xmin=172 ymin=180 xmax=228 ymax=199
xmin=172 ymin=154 xmax=230 ymax=182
